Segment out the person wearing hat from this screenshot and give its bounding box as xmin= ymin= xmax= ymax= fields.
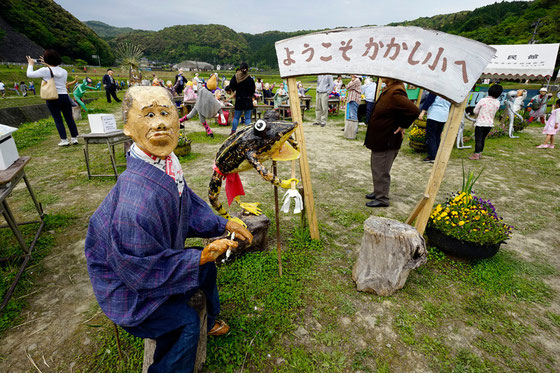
xmin=179 ymin=74 xmax=222 ymax=137
xmin=174 ymin=69 xmax=186 ymax=95
xmin=183 ymin=81 xmax=197 ymax=101
xmin=228 ymin=62 xmax=255 ymax=134
xmin=73 ymin=77 xmax=99 ymax=112
xmin=527 ymin=87 xmax=551 ymax=124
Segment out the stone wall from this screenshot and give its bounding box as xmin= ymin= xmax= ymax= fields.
xmin=0 ymin=99 xmax=94 ymax=127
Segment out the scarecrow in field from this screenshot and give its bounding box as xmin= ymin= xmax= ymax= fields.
xmin=73 ymin=77 xmax=99 ymax=112
xmin=85 ymin=86 xmax=252 ymax=372
xmin=179 ymin=74 xmax=223 ymax=137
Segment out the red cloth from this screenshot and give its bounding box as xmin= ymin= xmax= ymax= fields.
xmin=213 ymin=164 xmax=245 ymax=206
xmin=218 ymin=111 xmax=229 ymax=126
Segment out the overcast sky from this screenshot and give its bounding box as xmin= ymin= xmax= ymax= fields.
xmin=54 ymin=0 xmax=532 ymax=34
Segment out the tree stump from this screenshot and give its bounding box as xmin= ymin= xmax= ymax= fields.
xmin=72 ymin=106 xmax=82 ymax=121
xmin=344 ymin=119 xmax=358 ymax=139
xmin=205 ymin=212 xmax=270 ymax=263
xmin=352 ymin=216 xmax=427 ymax=296
xmin=142 ymin=291 xmax=207 ymax=373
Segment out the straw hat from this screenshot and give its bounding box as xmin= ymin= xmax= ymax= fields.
xmin=206 ymin=74 xmax=217 ymax=91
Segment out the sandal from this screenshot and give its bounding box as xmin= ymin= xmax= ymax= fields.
xmin=208 ymin=320 xmax=229 ymax=336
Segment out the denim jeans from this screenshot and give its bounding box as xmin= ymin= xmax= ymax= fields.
xmin=425 ymin=118 xmax=445 ymax=159
xmin=122 ymin=261 xmax=220 ymax=373
xmin=232 ymin=109 xmax=253 ymax=132
xmin=347 ymin=101 xmax=359 ymax=121
xmin=365 ymin=101 xmax=375 ymax=125
xmin=45 ymin=94 xmax=78 ymax=140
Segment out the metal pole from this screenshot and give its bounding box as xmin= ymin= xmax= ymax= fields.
xmin=273 ymin=161 xmax=282 ymax=277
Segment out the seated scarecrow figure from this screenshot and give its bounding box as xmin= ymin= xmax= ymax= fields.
xmin=84 ymin=86 xmax=252 ymax=373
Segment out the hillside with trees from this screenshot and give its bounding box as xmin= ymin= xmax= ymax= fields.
xmin=94 ymin=0 xmax=558 ymax=70
xmin=109 ymin=24 xmax=250 ymax=65
xmin=0 ymin=0 xmax=114 ymax=65
xmin=84 ymin=20 xmax=136 ymax=40
xmin=390 ymin=0 xmax=559 ymax=45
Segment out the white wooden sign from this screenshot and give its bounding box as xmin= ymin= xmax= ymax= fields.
xmin=275 ymin=26 xmax=496 ymax=104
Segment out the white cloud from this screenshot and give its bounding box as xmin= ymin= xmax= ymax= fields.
xmin=54 ymin=0 xmax=533 ymax=33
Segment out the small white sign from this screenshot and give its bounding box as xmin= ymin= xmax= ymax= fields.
xmin=88 ymin=114 xmax=117 ymax=133
xmin=0 ymin=124 xmax=19 ymax=170
xmin=275 ymin=26 xmax=496 ymax=104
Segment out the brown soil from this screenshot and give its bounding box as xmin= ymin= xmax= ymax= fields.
xmin=0 ymin=108 xmax=558 ymax=372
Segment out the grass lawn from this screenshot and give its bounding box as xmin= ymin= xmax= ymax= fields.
xmin=0 ymin=88 xmax=558 ymax=372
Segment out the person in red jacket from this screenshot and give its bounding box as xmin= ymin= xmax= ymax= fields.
xmin=364 ymin=78 xmax=420 ymax=207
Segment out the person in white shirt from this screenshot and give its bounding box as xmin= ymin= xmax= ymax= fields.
xmin=0 ymin=81 xmax=5 ymax=98
xmin=361 ymin=78 xmax=377 ymax=124
xmin=469 ymin=84 xmax=503 ymax=160
xmin=26 ymin=50 xmax=79 ymax=146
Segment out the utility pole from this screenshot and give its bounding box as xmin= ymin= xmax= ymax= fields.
xmin=529 ymin=18 xmax=541 ymax=44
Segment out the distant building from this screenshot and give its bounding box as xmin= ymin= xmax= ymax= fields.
xmin=140 ymin=57 xmax=149 ymax=68
xmin=173 ymin=60 xmax=214 ymax=71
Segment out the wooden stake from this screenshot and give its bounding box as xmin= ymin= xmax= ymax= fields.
xmin=416 ymin=88 xmax=424 ymax=108
xmin=405 ymin=193 xmax=429 ymax=225
xmin=375 ymin=77 xmax=383 ymax=100
xmin=273 ymin=161 xmax=282 ymax=277
xmin=410 ymin=98 xmax=468 ymax=235
xmin=286 ymin=77 xmax=319 ymax=239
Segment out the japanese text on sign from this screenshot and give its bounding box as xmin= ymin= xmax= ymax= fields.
xmin=275 ymin=26 xmax=496 ymax=104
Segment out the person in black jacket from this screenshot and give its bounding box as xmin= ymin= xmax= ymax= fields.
xmin=228 ymin=62 xmax=255 ymax=135
xmin=102 ymin=69 xmax=121 ymax=103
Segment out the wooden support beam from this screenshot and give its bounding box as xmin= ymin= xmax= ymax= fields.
xmin=416 ymin=88 xmax=424 ymax=108
xmin=286 ymin=77 xmax=320 ymax=240
xmin=406 ymin=193 xmax=429 ymax=225
xmin=411 ymin=98 xmax=468 ymax=235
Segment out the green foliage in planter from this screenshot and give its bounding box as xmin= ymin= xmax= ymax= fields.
xmin=488 ymin=125 xmax=507 ymax=138
xmin=428 ymin=167 xmax=512 ymax=246
xmin=408 ymin=124 xmax=426 ymax=143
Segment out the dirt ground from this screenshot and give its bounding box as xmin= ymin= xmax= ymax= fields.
xmin=0 ymin=104 xmax=559 ymax=372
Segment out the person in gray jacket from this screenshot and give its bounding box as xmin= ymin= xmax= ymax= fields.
xmin=313 ymin=75 xmax=334 ymax=127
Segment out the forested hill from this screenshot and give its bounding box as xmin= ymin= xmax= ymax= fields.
xmin=109 ymin=25 xmax=250 ymax=65
xmin=84 ymin=21 xmax=136 ymax=40
xmin=89 ymin=0 xmax=558 ymax=70
xmin=0 ymin=0 xmax=114 ymax=65
xmin=389 ymin=0 xmax=559 ymax=45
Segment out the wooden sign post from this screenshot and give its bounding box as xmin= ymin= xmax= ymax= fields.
xmin=286 ymin=78 xmax=319 ymax=239
xmin=407 ymin=98 xmax=468 ymax=234
xmin=275 ymin=26 xmax=495 ymax=239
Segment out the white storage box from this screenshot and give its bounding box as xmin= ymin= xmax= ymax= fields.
xmin=87 ymin=114 xmax=117 ymax=133
xmin=0 ymin=124 xmax=19 ymax=171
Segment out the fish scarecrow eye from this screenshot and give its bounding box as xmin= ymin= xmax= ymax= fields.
xmin=146 ymin=112 xmax=155 ymax=118
xmin=254 ymin=120 xmax=267 ymax=132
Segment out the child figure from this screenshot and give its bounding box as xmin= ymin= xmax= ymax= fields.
xmin=183 ymin=81 xmax=197 ymax=101
xmin=536 ymin=101 xmax=559 ymax=149
xmin=469 ymin=84 xmax=503 ymax=160
xmin=339 ymin=84 xmax=347 ymax=105
xmin=527 ymin=88 xmax=550 ymax=124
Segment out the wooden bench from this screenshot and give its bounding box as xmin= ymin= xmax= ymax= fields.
xmin=79 ymin=130 xmax=132 ymax=180
xmin=0 ymin=157 xmax=44 ymax=311
xmin=278 ymin=104 xmax=306 ymax=120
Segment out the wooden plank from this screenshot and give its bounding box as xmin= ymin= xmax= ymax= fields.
xmin=405 ymin=193 xmax=429 ymax=225
xmin=375 ymin=77 xmax=383 ymax=100
xmin=286 ymin=77 xmax=319 ymax=240
xmin=416 ymin=88 xmax=424 ymax=108
xmin=413 ymin=98 xmax=468 ymax=235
